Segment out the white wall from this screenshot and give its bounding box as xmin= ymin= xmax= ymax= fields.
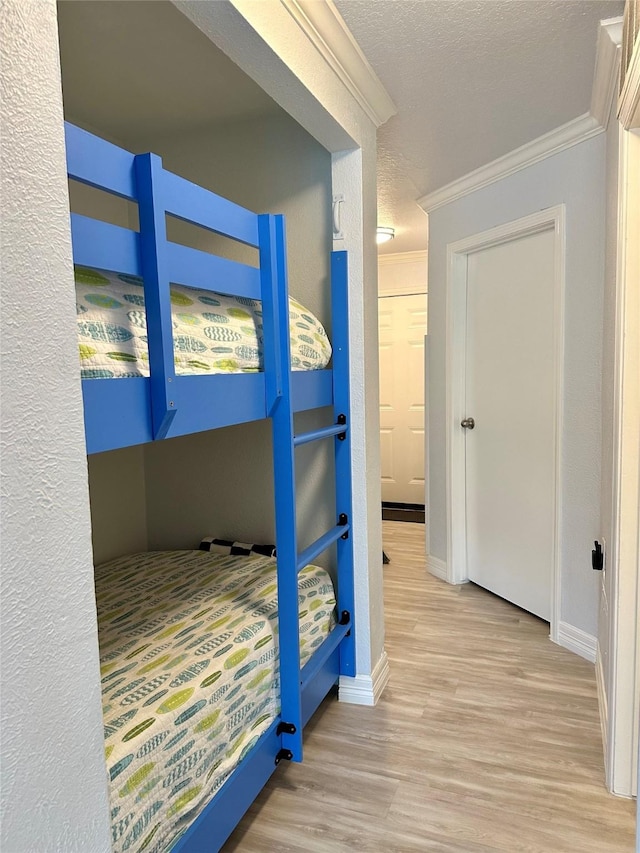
xmin=0 ymin=2 xmax=111 ymax=850
xmin=378 ymin=251 xmax=428 ymax=297
xmin=427 ymin=134 xmax=605 ymax=638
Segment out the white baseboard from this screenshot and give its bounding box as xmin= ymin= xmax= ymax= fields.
xmin=338 ymin=650 xmax=390 ymax=706
xmin=426 ymin=555 xmax=448 ymax=581
xmin=595 ymin=642 xmax=609 ymax=762
xmin=556 ymin=621 xmax=597 ymax=663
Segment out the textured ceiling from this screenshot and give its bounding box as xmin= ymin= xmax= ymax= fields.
xmin=335 ymin=0 xmax=623 ymax=253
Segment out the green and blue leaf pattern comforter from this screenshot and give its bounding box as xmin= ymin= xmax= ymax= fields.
xmin=76 ymin=266 xmax=332 ymax=378
xmin=96 ymin=550 xmax=336 ymax=853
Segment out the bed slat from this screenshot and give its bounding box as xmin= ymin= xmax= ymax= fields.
xmin=70 ymin=215 xmax=141 ymax=276
xmin=163 ymin=170 xmax=260 ymax=248
xmin=166 ymin=242 xmax=261 ymax=300
xmin=300 ymin=621 xmax=350 ymax=694
xmin=165 ymin=374 xmax=267 ymax=438
xmin=65 ymin=122 xmax=137 ymax=201
xmin=291 ymin=369 xmax=333 ymax=411
xmin=82 ymin=374 xmax=333 ymax=454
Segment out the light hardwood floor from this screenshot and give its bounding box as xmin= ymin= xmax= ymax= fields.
xmin=225 ymin=521 xmax=636 ymax=852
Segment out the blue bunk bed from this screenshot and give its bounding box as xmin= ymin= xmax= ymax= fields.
xmin=66 ymin=123 xmax=355 ymax=852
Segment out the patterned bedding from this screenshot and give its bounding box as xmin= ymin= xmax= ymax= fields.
xmin=76 ymin=266 xmax=332 ymax=378
xmin=96 ymin=550 xmax=336 ymax=853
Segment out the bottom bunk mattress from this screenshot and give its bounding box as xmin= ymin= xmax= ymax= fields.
xmin=96 ymin=550 xmax=337 ymax=853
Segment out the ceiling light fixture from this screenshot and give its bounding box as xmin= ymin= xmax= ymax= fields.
xmin=376 ymin=226 xmax=395 ymax=245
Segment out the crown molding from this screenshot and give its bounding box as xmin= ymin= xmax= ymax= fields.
xmin=378 ymin=250 xmax=428 ymax=266
xmin=418 ymin=113 xmax=602 ymax=213
xmin=280 ymin=0 xmax=396 ymax=128
xmin=591 ymin=17 xmax=623 ymax=128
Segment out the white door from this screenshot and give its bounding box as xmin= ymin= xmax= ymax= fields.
xmin=379 ymin=294 xmax=427 ymax=504
xmin=465 ymin=228 xmax=556 ymax=620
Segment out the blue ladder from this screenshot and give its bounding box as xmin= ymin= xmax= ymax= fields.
xmin=259 ymin=216 xmax=355 ymax=762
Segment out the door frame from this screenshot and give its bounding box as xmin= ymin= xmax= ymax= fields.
xmin=445 ymin=205 xmax=566 ymax=642
xmin=603 ymin=124 xmax=640 ymax=798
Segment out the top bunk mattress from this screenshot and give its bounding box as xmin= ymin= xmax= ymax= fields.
xmin=76 ymin=266 xmax=332 ymax=378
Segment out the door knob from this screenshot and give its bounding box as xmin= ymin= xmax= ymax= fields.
xmin=461 ymin=417 xmax=475 ymax=430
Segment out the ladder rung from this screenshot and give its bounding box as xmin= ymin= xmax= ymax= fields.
xmin=297 ymin=522 xmax=350 ymax=571
xmin=293 ymin=423 xmax=347 ymax=447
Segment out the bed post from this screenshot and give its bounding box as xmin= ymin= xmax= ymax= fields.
xmin=259 ymin=213 xmax=304 ymax=763
xmin=135 ymin=153 xmax=178 ymax=440
xmin=331 ymin=251 xmax=356 ymax=677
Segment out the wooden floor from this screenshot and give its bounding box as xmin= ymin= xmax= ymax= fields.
xmin=225 ymin=521 xmax=636 ymax=852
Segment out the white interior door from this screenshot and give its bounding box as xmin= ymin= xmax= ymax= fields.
xmin=379 ymin=294 xmax=427 ymax=504
xmin=465 ymin=228 xmax=556 ymax=620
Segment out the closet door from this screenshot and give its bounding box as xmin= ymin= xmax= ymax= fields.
xmin=379 ymin=293 xmax=427 ymax=504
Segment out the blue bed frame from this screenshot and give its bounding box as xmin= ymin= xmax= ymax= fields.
xmin=66 ymin=123 xmax=355 ymax=851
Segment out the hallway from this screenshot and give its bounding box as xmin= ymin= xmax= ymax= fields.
xmin=226 ymin=521 xmax=636 ymax=851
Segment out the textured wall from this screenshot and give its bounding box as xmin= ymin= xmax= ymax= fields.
xmin=428 ymin=135 xmax=605 ymax=637
xmin=0 ymin=1 xmax=111 ymax=850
